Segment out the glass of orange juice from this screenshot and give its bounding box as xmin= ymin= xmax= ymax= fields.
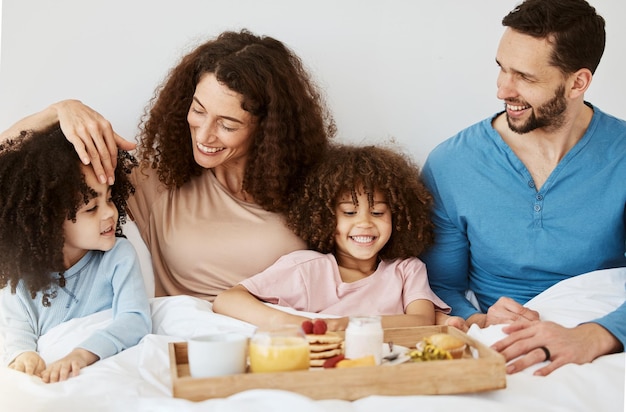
xmin=249 ymin=325 xmax=310 ymax=373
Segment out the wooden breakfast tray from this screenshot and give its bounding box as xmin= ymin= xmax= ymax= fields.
xmin=169 ymin=325 xmax=506 ymax=401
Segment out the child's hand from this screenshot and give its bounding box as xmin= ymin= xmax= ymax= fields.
xmin=436 ymin=313 xmax=469 ymax=332
xmin=41 ymin=348 xmax=99 ymax=383
xmin=323 ymin=317 xmax=349 ymax=331
xmin=9 ymin=351 xmax=46 ymax=377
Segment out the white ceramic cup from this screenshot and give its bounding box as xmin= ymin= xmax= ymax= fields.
xmin=187 ymin=333 xmax=248 ymax=378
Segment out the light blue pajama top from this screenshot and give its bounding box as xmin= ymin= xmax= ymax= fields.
xmin=421 ymin=103 xmax=626 ymax=347
xmin=1 ymin=237 xmax=152 ymax=364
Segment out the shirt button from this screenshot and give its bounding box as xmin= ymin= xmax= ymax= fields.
xmin=536 ymin=194 xmax=543 ymax=200
xmin=528 ymin=181 xmax=535 ymax=188
xmin=534 ymin=205 xmax=541 ymax=212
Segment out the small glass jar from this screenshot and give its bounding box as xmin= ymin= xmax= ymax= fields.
xmin=344 ymin=315 xmax=384 ymax=365
xmin=248 ymin=325 xmax=310 ymax=373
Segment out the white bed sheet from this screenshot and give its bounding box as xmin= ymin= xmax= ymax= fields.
xmin=1 ymin=268 xmax=624 ymax=412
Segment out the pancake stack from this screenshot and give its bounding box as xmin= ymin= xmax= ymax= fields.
xmin=306 ymin=332 xmax=344 ymax=367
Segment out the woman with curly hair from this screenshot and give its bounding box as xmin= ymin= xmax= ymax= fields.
xmin=0 ymin=124 xmax=151 ymax=383
xmin=1 ymin=29 xmax=335 ymax=301
xmin=213 ymin=144 xmax=450 ymax=331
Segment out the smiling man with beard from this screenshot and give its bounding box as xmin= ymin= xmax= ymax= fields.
xmin=420 ymin=0 xmax=626 ymax=376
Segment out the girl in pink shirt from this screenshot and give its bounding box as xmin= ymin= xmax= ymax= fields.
xmin=213 ymin=144 xmax=450 ymax=331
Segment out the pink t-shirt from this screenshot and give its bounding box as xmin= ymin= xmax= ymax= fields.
xmin=240 ymin=250 xmax=450 ymax=316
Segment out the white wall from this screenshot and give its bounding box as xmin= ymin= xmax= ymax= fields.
xmin=0 ymin=0 xmax=2 ymax=69
xmin=1 ymin=0 xmax=624 ymax=165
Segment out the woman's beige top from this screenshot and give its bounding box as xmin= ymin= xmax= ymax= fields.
xmin=127 ymin=167 xmax=306 ymax=301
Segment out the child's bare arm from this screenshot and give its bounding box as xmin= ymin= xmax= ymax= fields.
xmin=379 ymin=299 xmax=437 ymax=329
xmin=213 ymin=285 xmax=310 ymax=328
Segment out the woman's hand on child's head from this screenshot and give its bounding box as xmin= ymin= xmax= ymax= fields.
xmin=41 ymin=348 xmax=99 ymax=383
xmin=52 ymin=99 xmax=136 ymax=185
xmin=9 ymin=351 xmax=46 ymax=377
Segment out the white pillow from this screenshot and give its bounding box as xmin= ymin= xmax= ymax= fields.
xmin=525 ymin=266 xmax=626 ymax=327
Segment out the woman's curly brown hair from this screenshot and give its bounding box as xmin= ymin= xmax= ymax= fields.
xmin=0 ymin=123 xmax=137 ymax=299
xmin=136 ymin=29 xmax=336 ymax=214
xmin=287 ymin=144 xmax=435 ymax=260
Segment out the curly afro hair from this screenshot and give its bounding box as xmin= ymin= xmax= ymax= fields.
xmin=287 ymin=144 xmax=434 ymax=260
xmin=136 ymin=29 xmax=335 ymax=214
xmin=0 ymin=123 xmax=137 ymax=300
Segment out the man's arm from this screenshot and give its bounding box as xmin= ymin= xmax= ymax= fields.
xmin=420 ymin=159 xmax=476 ymax=318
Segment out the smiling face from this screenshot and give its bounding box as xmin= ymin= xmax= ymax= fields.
xmin=333 ymin=189 xmax=392 ymax=270
xmin=187 ymin=72 xmax=257 ymax=172
xmin=62 ymin=164 xmax=118 ymax=268
xmin=496 ymin=28 xmax=571 ymax=134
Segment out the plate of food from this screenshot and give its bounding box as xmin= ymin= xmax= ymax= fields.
xmin=382 ymin=342 xmax=411 ymax=366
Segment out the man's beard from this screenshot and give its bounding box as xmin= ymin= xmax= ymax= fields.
xmin=506 ymin=85 xmax=567 ymax=134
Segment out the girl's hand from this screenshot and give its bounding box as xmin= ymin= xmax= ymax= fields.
xmin=52 ymin=100 xmax=136 ymax=185
xmin=40 ymin=348 xmax=99 ymax=383
xmin=323 ymin=317 xmax=349 ymax=332
xmin=9 ymin=351 xmax=46 ymax=377
xmin=443 ymin=315 xmax=469 ymax=332
xmin=435 ymin=311 xmax=468 ymax=332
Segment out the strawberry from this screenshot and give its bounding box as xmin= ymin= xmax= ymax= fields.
xmin=301 ymin=320 xmax=314 ymax=334
xmin=323 ymin=354 xmax=345 ymax=368
xmin=312 ymin=319 xmax=328 ymax=335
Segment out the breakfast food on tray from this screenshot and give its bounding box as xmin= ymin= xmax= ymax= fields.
xmin=335 ymin=355 xmax=376 ymax=368
xmin=409 ymin=332 xmax=467 ymax=361
xmin=322 ymin=354 xmax=345 ymax=368
xmin=249 ymin=325 xmax=310 ymax=373
xmin=302 ymin=320 xmax=345 ymax=367
xmin=322 ymin=353 xmax=377 ymax=369
xmin=301 ymin=319 xmax=328 ymax=335
xmin=307 ymin=331 xmax=345 ymax=367
xmin=426 ymin=333 xmax=467 ymax=359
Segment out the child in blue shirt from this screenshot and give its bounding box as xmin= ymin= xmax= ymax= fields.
xmin=0 ymin=123 xmax=151 ymax=383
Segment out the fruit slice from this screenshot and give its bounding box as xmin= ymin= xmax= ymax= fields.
xmin=335 ymin=355 xmax=376 ymax=368
xmin=322 ymin=354 xmax=345 ymax=368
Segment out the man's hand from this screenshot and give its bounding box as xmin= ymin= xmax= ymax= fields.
xmin=492 ymin=321 xmax=622 ymax=376
xmin=483 ymin=296 xmax=540 ymax=327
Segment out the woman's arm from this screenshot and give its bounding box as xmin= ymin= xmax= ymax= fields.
xmin=1 ymin=100 xmax=135 ymax=184
xmin=1 ymin=105 xmax=59 ymax=141
xmin=213 ymin=285 xmax=311 ymax=328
